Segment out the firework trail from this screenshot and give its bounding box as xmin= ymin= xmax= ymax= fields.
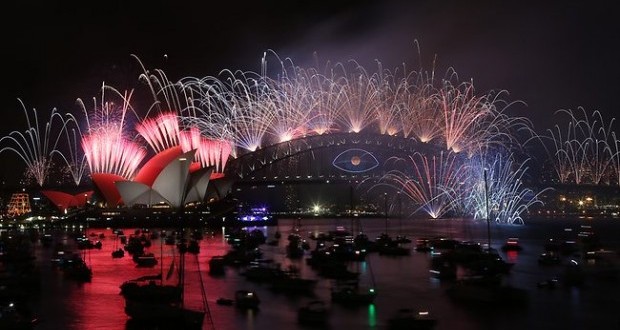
xmin=530 ymin=108 xmax=618 ymax=185
xmin=465 ymin=153 xmax=548 ymax=224
xmin=380 ymin=151 xmax=467 ymax=219
xmin=437 ymin=80 xmax=492 ymax=153
xmin=52 ymin=113 xmax=88 ymax=185
xmin=135 ymin=112 xmax=180 ymax=153
xmin=78 ymin=86 xmax=145 ymax=179
xmin=0 ymin=99 xmax=65 ymax=186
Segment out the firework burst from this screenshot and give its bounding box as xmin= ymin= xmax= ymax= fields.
xmin=78 ymin=86 xmax=145 ymax=179
xmin=0 ymin=99 xmax=65 ymax=186
xmin=380 ymin=151 xmax=467 ymax=219
xmin=530 ymin=108 xmax=618 ymax=185
xmin=135 ymin=112 xmax=180 ymax=153
xmin=464 ymin=153 xmax=548 ymax=224
xmin=437 ymin=80 xmax=492 ymax=153
xmin=51 ymin=113 xmax=88 ymax=185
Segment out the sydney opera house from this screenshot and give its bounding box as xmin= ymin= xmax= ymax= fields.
xmin=38 ymin=111 xmax=236 ymax=224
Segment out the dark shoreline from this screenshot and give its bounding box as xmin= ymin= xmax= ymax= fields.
xmin=2 ymin=213 xmax=617 ymax=231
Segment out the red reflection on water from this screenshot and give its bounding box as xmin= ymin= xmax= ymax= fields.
xmin=506 ymin=249 xmax=519 ymax=263
xmin=38 ymin=228 xmax=232 ymax=329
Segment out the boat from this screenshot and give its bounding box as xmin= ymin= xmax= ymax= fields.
xmin=388 ymin=308 xmax=437 ymax=330
xmin=121 ymin=230 xmax=207 ymax=329
xmin=330 ymin=282 xmax=376 ymax=306
xmin=241 ymin=263 xmax=283 ymax=282
xmin=58 ymin=246 xmax=92 ymax=282
xmin=216 ymin=297 xmax=234 ymax=306
xmin=40 ymin=233 xmax=53 ymax=247
xmin=112 ymin=248 xmax=125 ymax=258
xmin=378 ymin=241 xmax=411 ymax=256
xmin=394 ymin=235 xmax=412 ymax=244
xmin=208 ymin=256 xmax=226 ymax=276
xmin=235 ymin=290 xmax=260 ymax=309
xmin=537 ymin=277 xmax=560 ymax=289
xmin=0 ymin=301 xmax=38 ymax=329
xmin=537 ymin=252 xmax=561 ymax=265
xmin=124 ymin=299 xmax=205 ymax=328
xmin=428 ymin=237 xmax=459 ymax=256
xmin=271 ymin=269 xmax=317 ymax=295
xmin=164 ymin=235 xmax=176 ymax=245
xmin=429 ymin=255 xmax=457 ymax=280
xmin=297 ymin=300 xmax=329 ymax=325
xmin=501 ymin=237 xmax=523 ymax=251
xmin=63 ymin=256 xmax=93 ymax=282
xmin=111 ymin=232 xmax=125 ymax=258
xmin=133 ymin=252 xmax=158 ymax=267
xmin=415 ymin=238 xmax=432 ymax=252
xmin=187 ymin=240 xmax=200 ymax=254
xmin=286 ymin=238 xmax=305 ymax=259
xmin=311 ymin=259 xmax=360 ymax=280
xmin=120 ymin=274 xmax=182 ymax=303
xmin=236 ymin=206 xmax=277 ymax=226
xmin=463 ymin=249 xmax=514 ymax=276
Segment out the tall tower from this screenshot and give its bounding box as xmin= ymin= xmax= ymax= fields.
xmin=6 ymin=192 xmax=31 ymax=217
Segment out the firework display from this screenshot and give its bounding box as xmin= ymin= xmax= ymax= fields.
xmin=529 ymin=108 xmax=619 ymax=186
xmin=380 ymin=151 xmax=468 ymax=219
xmin=0 ymin=99 xmax=65 ymax=186
xmin=78 ymin=88 xmax=146 ymax=180
xmin=1 ymin=52 xmax=617 ymax=221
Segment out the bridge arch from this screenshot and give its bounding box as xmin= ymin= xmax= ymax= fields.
xmin=225 ymin=132 xmax=442 ymax=182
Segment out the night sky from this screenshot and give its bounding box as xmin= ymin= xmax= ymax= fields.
xmin=2 ymin=0 xmax=619 ymax=181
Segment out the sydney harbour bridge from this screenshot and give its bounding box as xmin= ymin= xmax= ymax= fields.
xmin=226 ymin=132 xmax=437 ymax=182
xmin=224 ymin=132 xmax=441 ymax=216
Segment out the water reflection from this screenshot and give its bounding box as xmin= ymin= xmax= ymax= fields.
xmin=367 ymin=303 xmax=377 ymax=328
xmin=10 ymin=217 xmax=619 ymax=329
xmin=505 ymin=250 xmax=519 ymax=263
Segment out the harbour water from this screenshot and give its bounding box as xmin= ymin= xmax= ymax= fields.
xmin=14 ymin=217 xmax=620 ymax=329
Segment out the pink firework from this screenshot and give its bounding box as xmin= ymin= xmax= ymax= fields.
xmin=179 ymin=127 xmax=232 ymax=173
xmin=81 ymin=128 xmax=146 ymax=179
xmin=262 ymin=57 xmax=314 ymax=143
xmin=334 ymin=64 xmax=381 ymax=133
xmin=403 ymin=83 xmax=441 ymax=142
xmin=438 ymin=81 xmax=491 ymax=153
xmin=135 ymin=112 xmax=180 ymax=153
xmin=78 ymin=86 xmax=145 ymax=179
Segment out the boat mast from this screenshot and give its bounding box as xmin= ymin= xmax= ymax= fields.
xmin=484 ymin=169 xmax=491 ymax=251
xmin=195 ymin=253 xmax=214 ymax=328
xmin=179 ymin=242 xmax=185 ymax=307
xmin=397 ymin=191 xmax=402 ymax=235
xmin=349 ymin=184 xmax=355 ymax=234
xmin=160 ymin=228 xmax=164 ymax=281
xmin=383 ymin=192 xmax=388 ymax=235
